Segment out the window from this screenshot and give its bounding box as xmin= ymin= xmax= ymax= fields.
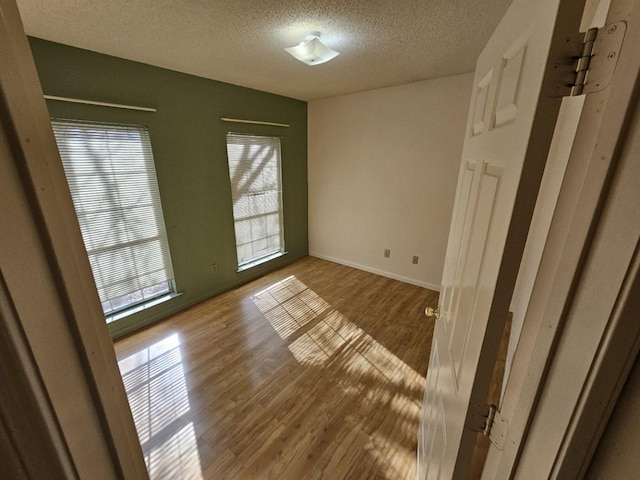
xmin=52 ymin=120 xmax=175 ymax=318
xmin=226 ymin=133 xmax=285 ymax=269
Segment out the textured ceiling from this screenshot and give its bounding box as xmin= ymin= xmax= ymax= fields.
xmin=16 ymin=0 xmax=512 ymax=101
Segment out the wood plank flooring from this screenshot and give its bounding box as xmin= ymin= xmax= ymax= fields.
xmin=114 ymin=256 xmax=438 ymax=479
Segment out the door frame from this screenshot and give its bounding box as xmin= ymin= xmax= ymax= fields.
xmin=3 ymin=0 xmax=639 ymax=476
xmin=483 ymin=0 xmax=640 ymax=477
xmin=0 ymin=0 xmax=147 ymax=477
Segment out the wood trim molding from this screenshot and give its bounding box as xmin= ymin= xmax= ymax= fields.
xmin=0 ymin=271 xmax=76 ymax=479
xmin=0 ymin=0 xmax=147 ymax=477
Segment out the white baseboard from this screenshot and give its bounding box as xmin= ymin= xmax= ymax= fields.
xmin=309 ymin=251 xmax=441 ymax=292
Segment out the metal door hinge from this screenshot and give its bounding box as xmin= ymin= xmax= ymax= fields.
xmin=546 ymin=21 xmax=625 ymax=97
xmin=467 ymin=403 xmax=509 ymax=450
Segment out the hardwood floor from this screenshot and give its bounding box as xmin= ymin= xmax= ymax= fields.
xmin=114 ymin=256 xmax=438 ymax=479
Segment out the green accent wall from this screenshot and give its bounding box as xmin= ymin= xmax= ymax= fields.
xmin=28 ymin=37 xmax=308 ymax=338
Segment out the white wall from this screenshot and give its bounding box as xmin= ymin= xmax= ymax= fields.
xmin=308 ymin=74 xmax=473 ymax=290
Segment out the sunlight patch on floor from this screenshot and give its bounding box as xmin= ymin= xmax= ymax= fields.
xmin=253 ymin=276 xmax=423 ymax=384
xmin=118 ymin=333 xmax=203 ymax=480
xmin=253 ymin=275 xmax=425 ymax=477
xmin=252 ymin=275 xmax=330 ymax=339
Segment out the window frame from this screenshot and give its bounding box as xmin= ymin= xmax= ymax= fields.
xmin=51 ymin=118 xmax=176 ymax=320
xmin=225 ymin=132 xmax=286 ymax=270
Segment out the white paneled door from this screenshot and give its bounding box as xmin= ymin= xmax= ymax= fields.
xmin=417 ymin=0 xmax=588 ymax=478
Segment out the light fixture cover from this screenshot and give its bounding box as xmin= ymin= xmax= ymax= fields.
xmin=285 ymin=32 xmax=340 ymax=66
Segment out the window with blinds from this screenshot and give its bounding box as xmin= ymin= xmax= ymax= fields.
xmin=226 ymin=133 xmax=285 ymax=269
xmin=52 ymin=120 xmax=175 ymax=318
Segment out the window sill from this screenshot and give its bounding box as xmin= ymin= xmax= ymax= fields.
xmin=237 ymin=251 xmax=288 ymax=272
xmin=105 ymin=292 xmax=183 ymax=324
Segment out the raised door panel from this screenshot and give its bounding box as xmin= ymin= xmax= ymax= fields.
xmin=471 ymin=70 xmax=494 ymax=136
xmin=492 ymin=40 xmax=529 ymax=129
xmin=449 ymin=164 xmax=504 ymax=383
xmin=440 ymin=160 xmax=480 ymax=333
xmin=419 ymin=343 xmax=448 ymax=480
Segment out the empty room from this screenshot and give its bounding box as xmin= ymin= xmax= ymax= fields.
xmin=2 ymin=0 xmax=640 ymax=479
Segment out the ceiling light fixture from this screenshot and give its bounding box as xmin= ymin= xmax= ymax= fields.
xmin=285 ymin=31 xmax=340 ymax=66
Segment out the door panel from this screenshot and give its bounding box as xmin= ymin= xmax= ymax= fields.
xmin=450 ymin=164 xmax=503 ymax=383
xmin=418 ymin=0 xmax=587 ymax=477
xmin=471 ymin=72 xmax=493 ymax=137
xmin=419 ymin=343 xmax=445 ymax=479
xmin=441 ymin=160 xmax=480 ymax=333
xmin=492 ymin=40 xmax=529 ymax=129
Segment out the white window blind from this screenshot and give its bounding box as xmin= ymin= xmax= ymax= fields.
xmin=226 ymin=133 xmax=285 ymax=268
xmin=52 ymin=120 xmax=175 ymax=316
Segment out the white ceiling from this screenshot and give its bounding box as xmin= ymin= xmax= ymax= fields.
xmin=16 ymin=0 xmax=512 ymax=101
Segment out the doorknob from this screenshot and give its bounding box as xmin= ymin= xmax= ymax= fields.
xmin=425 ymin=306 xmax=440 ymax=319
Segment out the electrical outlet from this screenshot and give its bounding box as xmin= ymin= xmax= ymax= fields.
xmin=211 ymin=263 xmax=218 ymax=274
xmin=384 ymin=249 xmax=391 ymax=258
xmin=412 ymin=256 xmax=419 ymax=264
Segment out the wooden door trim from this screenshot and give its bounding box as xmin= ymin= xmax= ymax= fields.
xmin=0 ymin=271 xmax=76 ymax=479
xmin=482 ymin=0 xmax=640 ymax=477
xmin=0 ymin=0 xmax=147 ymax=477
